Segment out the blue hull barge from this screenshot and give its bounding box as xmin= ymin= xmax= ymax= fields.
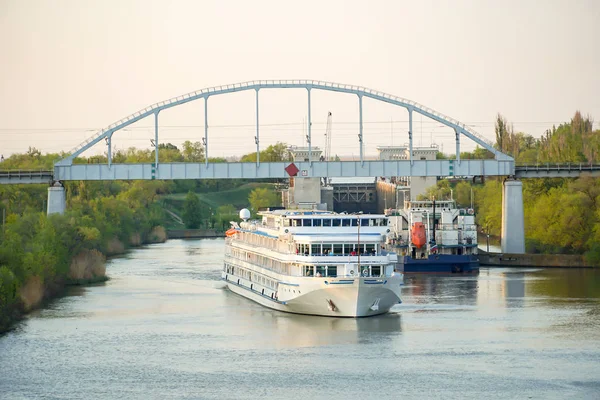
xmin=398 ymin=254 xmax=479 ymax=274
xmin=386 ymin=199 xmax=480 ymax=274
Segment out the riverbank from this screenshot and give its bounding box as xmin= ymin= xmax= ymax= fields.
xmin=479 ymin=251 xmax=598 ymax=268
xmin=0 ymin=227 xmax=168 ymax=335
xmin=167 ymin=229 xmax=222 ymax=239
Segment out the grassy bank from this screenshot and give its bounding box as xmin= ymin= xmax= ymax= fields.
xmin=0 ymin=197 xmax=168 ymax=334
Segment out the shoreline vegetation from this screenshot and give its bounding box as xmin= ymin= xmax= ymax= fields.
xmin=2 ymin=113 xmax=599 ymax=332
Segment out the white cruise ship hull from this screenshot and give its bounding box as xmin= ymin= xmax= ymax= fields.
xmin=223 ymin=274 xmax=403 ymax=318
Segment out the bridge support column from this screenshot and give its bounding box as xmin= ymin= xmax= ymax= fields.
xmin=455 ymin=128 xmax=460 ymax=164
xmin=307 ymin=88 xmax=312 ymax=164
xmin=358 ymin=95 xmax=364 ymax=164
xmin=154 ymin=112 xmax=159 ymax=167
xmin=255 ymin=89 xmax=260 ymax=166
xmin=204 ymin=96 xmax=209 ymax=167
xmin=501 ymin=179 xmax=525 ymax=254
xmin=47 ymin=182 xmax=66 ymax=215
xmin=408 ymin=108 xmax=413 ymax=165
xmin=107 ymin=135 xmax=112 ymax=168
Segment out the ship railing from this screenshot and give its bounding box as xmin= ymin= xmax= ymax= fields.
xmin=295 ymin=253 xmax=389 ymax=258
xmin=435 ymin=224 xmax=478 ymax=231
xmin=435 ymin=224 xmax=458 ymax=231
xmin=303 ymin=274 xmax=386 ymax=278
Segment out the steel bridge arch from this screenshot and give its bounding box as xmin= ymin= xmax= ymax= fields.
xmin=55 ymin=79 xmax=512 ymax=166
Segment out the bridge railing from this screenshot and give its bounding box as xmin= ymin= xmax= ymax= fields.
xmin=0 ymin=169 xmax=54 ymax=184
xmin=0 ymin=169 xmax=53 ymax=177
xmin=515 ymin=162 xmax=600 ymax=171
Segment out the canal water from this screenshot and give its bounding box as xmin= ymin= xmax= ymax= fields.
xmin=1 ymin=239 xmax=599 ymax=399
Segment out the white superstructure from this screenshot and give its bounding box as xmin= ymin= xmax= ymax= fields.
xmin=222 ymin=209 xmax=403 ymax=317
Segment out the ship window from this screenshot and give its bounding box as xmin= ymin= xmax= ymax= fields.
xmin=283 ymin=219 xmax=290 ymax=227
xmin=382 ymin=219 xmax=388 ymax=226
xmin=322 ymin=244 xmax=332 ymax=255
xmin=311 ymin=244 xmax=320 ymax=255
xmin=302 ymin=244 xmax=309 ymax=255
xmin=323 ymin=219 xmax=331 ymax=227
xmin=360 ymin=219 xmax=369 ymax=227
xmin=333 ymin=244 xmax=343 ymax=255
xmin=342 ymin=219 xmax=351 ymax=227
xmin=303 ymin=219 xmax=312 ymax=227
xmin=316 ymin=266 xmax=326 ymax=277
xmin=304 ymin=265 xmax=314 ymax=276
xmin=365 ymin=244 xmax=375 ymax=254
xmin=371 ymin=265 xmax=381 ymax=277
xmin=292 ymin=219 xmax=300 ymax=227
xmin=327 ymin=266 xmax=337 ymax=277
xmin=333 ymin=219 xmax=341 ymax=227
xmin=351 ymin=219 xmax=359 ymax=227
xmin=313 ymin=219 xmax=322 ymax=227
xmin=344 ymin=244 xmax=353 ymax=254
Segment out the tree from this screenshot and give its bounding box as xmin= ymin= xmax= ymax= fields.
xmin=182 ymin=141 xmax=205 ymax=162
xmin=241 ymin=142 xmax=290 ymax=163
xmin=182 ymin=191 xmax=202 ymax=229
xmin=217 ymin=204 xmax=238 ymax=230
xmin=419 ymin=180 xmax=452 ymax=201
xmin=248 ymin=187 xmax=281 ymax=212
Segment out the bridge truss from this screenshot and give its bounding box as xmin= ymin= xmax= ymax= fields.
xmin=54 ymin=80 xmax=514 ymax=180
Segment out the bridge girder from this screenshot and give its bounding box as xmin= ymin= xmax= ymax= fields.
xmin=55 ymin=80 xmax=512 ymax=167
xmin=53 ymin=159 xmax=515 ymax=181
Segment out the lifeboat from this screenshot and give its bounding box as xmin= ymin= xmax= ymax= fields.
xmin=225 ymin=228 xmax=238 ymax=237
xmin=411 ymin=222 xmax=426 ymax=248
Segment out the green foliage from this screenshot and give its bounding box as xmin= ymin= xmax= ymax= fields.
xmin=538 ymin=111 xmax=599 ymax=163
xmin=182 ymin=141 xmax=205 ymax=162
xmin=0 ymin=147 xmax=61 ymax=170
xmin=248 ymin=187 xmax=281 ymax=212
xmin=454 ymin=181 xmax=473 ymax=207
xmin=418 ymin=180 xmax=452 ymax=201
xmin=475 ymin=180 xmax=503 ymax=235
xmin=216 ymin=204 xmax=239 ymax=230
xmin=182 ymin=191 xmax=203 ymax=229
xmin=240 ymin=142 xmax=291 ymax=163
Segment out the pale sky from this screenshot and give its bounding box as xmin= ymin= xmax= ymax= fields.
xmin=1 ymin=0 xmax=599 ymax=160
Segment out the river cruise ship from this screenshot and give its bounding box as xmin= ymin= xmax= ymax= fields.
xmin=222 ymin=209 xmax=403 ymax=317
xmin=386 ymin=200 xmax=479 ymax=273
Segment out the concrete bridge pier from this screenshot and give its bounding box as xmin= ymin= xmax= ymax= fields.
xmin=47 ymin=182 xmax=66 ymax=215
xmin=501 ymin=179 xmax=525 ymax=253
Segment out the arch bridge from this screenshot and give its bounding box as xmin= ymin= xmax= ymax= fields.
xmin=17 ymin=80 xmax=534 ymax=253
xmin=53 ymin=79 xmax=514 ymax=181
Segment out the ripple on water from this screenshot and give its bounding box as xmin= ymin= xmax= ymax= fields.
xmin=1 ymin=239 xmax=599 ymax=400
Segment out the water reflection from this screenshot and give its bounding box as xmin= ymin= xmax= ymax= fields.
xmin=403 ymin=274 xmax=479 ymax=306
xmin=526 ymin=269 xmax=600 ymax=300
xmin=222 ymin=290 xmax=402 ymax=347
xmin=3 ymin=239 xmax=600 ymax=400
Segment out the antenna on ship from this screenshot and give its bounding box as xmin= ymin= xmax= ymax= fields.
xmin=240 ymin=208 xmax=251 ymax=221
xmin=357 ymin=213 xmax=360 ymax=273
xmin=431 ymin=196 xmax=437 ymax=254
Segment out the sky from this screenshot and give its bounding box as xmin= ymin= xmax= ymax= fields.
xmin=1 ymin=0 xmax=599 ymax=160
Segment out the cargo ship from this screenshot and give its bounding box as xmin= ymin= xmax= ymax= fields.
xmin=385 ymin=199 xmax=479 ymax=273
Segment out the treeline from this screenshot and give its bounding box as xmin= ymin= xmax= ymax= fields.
xmin=0 ymin=180 xmax=168 ymax=332
xmin=423 ymin=111 xmax=600 ymax=262
xmin=0 ymin=141 xmax=290 ymax=332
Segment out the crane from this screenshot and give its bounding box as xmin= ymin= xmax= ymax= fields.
xmin=324 ymin=111 xmax=333 ymax=161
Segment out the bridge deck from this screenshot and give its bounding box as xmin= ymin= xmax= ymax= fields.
xmin=1 ymin=162 xmax=599 ymax=184
xmin=514 ymin=163 xmax=600 ymax=178
xmin=53 ymin=160 xmax=514 ymax=181
xmin=0 ymin=169 xmax=54 ymax=184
